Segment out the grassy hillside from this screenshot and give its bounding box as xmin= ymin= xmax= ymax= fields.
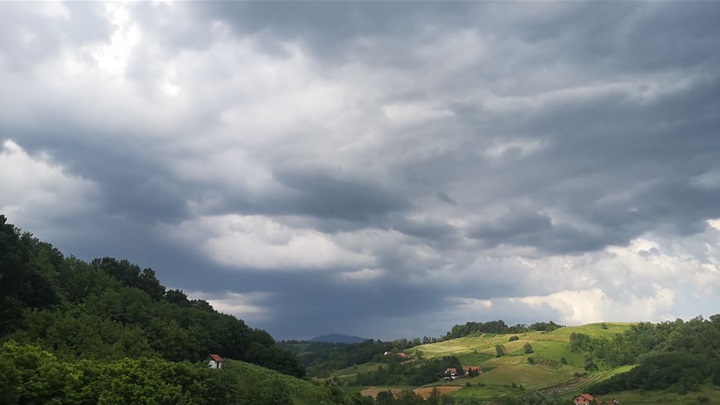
xmin=223 ymin=359 xmax=338 ymax=405
xmin=333 ymin=323 xmax=634 ymax=402
xmin=412 ymin=323 xmax=631 ymax=367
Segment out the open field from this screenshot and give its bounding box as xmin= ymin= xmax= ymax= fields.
xmin=471 ymin=362 xmax=582 ymax=390
xmin=360 ymin=387 xmax=407 ymax=399
xmin=411 ymin=323 xmax=633 ymax=364
xmin=332 ymin=361 xmax=384 ymax=379
xmin=414 ymin=386 xmax=463 ymax=398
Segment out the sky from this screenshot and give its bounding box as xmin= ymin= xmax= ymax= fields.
xmin=1 ymin=1 xmax=720 ymax=341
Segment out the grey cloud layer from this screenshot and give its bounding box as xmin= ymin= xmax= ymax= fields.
xmin=2 ymin=2 xmax=720 ymax=339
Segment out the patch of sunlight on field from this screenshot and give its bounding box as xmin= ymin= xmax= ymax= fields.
xmin=598 ymin=365 xmax=634 ymax=380
xmin=473 ymin=363 xmax=579 ymax=390
xmin=413 ymin=385 xmax=463 ymax=399
xmin=359 ymin=387 xmax=408 ymax=399
xmin=451 ymin=383 xmax=520 ymax=400
xmin=416 ymin=324 xmax=634 ymax=361
xmin=550 ymin=323 xmax=633 ymax=341
xmin=455 ymin=351 xmax=494 ymax=366
xmin=333 ymin=362 xmax=383 ymax=377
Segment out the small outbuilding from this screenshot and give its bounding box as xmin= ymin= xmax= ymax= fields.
xmin=208 ymin=354 xmax=224 ymax=369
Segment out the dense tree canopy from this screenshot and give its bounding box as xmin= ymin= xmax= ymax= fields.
xmin=443 ymin=320 xmax=564 ymax=340
xmin=571 ymin=317 xmax=720 ymax=395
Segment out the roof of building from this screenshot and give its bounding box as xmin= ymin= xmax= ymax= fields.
xmin=577 ymin=394 xmax=595 ymax=401
xmin=209 ymin=354 xmax=224 ymax=362
xmin=446 ymin=368 xmax=458 ymax=374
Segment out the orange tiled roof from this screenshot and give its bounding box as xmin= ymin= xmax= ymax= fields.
xmin=209 ymin=354 xmax=224 ymax=362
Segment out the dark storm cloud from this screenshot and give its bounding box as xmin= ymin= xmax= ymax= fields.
xmin=435 ymin=192 xmax=457 ymax=206
xmin=466 ymin=210 xmax=610 ymax=254
xmin=12 ymin=134 xmax=190 ymax=223
xmin=191 ymin=2 xmax=474 ymax=59
xmin=272 ymin=166 xmax=411 ymax=221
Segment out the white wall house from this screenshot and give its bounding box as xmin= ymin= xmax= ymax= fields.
xmin=208 ymin=354 xmax=224 ymax=369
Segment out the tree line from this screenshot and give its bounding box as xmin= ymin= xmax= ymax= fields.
xmin=278 ymin=337 xmax=430 ymax=377
xmin=443 ymin=320 xmax=564 ymax=340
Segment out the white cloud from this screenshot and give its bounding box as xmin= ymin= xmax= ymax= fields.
xmin=162 ymin=214 xmax=375 ymax=271
xmin=184 ymin=290 xmax=271 ymax=322
xmin=0 ymin=139 xmax=97 ymax=229
xmin=335 ymin=268 xmax=386 ymax=283
xmin=515 ymin=285 xmax=676 ymax=325
xmin=383 ymin=102 xmax=454 ymax=126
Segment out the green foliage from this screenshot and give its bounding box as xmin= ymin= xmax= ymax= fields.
xmin=0 ymin=214 xmax=305 ymax=378
xmin=444 ymin=320 xmax=564 ymax=340
xmin=354 ymin=356 xmax=464 ymax=386
xmin=587 ymin=317 xmax=720 ymax=395
xmin=584 ymin=354 xmax=598 ymax=372
xmin=509 ymin=336 xmax=519 ymax=342
xmin=0 ymin=340 xmax=337 ymax=405
xmin=496 ymin=390 xmax=561 ymax=405
xmin=0 ymin=216 xmax=61 ymax=336
xmin=523 ymin=343 xmax=533 ymax=354
xmin=278 ymin=338 xmax=397 ymax=377
xmin=495 ymin=344 xmax=507 ymax=357
xmin=590 ymin=352 xmax=714 ymax=395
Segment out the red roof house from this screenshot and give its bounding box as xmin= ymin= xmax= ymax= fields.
xmin=208 ymin=354 xmax=224 ymax=369
xmin=574 ymin=394 xmax=596 ymax=405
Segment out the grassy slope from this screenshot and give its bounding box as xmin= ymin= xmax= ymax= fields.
xmin=224 ymin=360 xmax=337 ymax=405
xmin=334 ymin=323 xmax=636 ymax=401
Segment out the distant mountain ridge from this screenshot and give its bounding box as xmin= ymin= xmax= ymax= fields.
xmin=309 ymin=333 xmax=369 ymax=343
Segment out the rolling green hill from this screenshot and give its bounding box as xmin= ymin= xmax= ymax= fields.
xmin=332 ymin=318 xmax=720 ymax=404
xmin=333 ymin=323 xmax=636 ymax=401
